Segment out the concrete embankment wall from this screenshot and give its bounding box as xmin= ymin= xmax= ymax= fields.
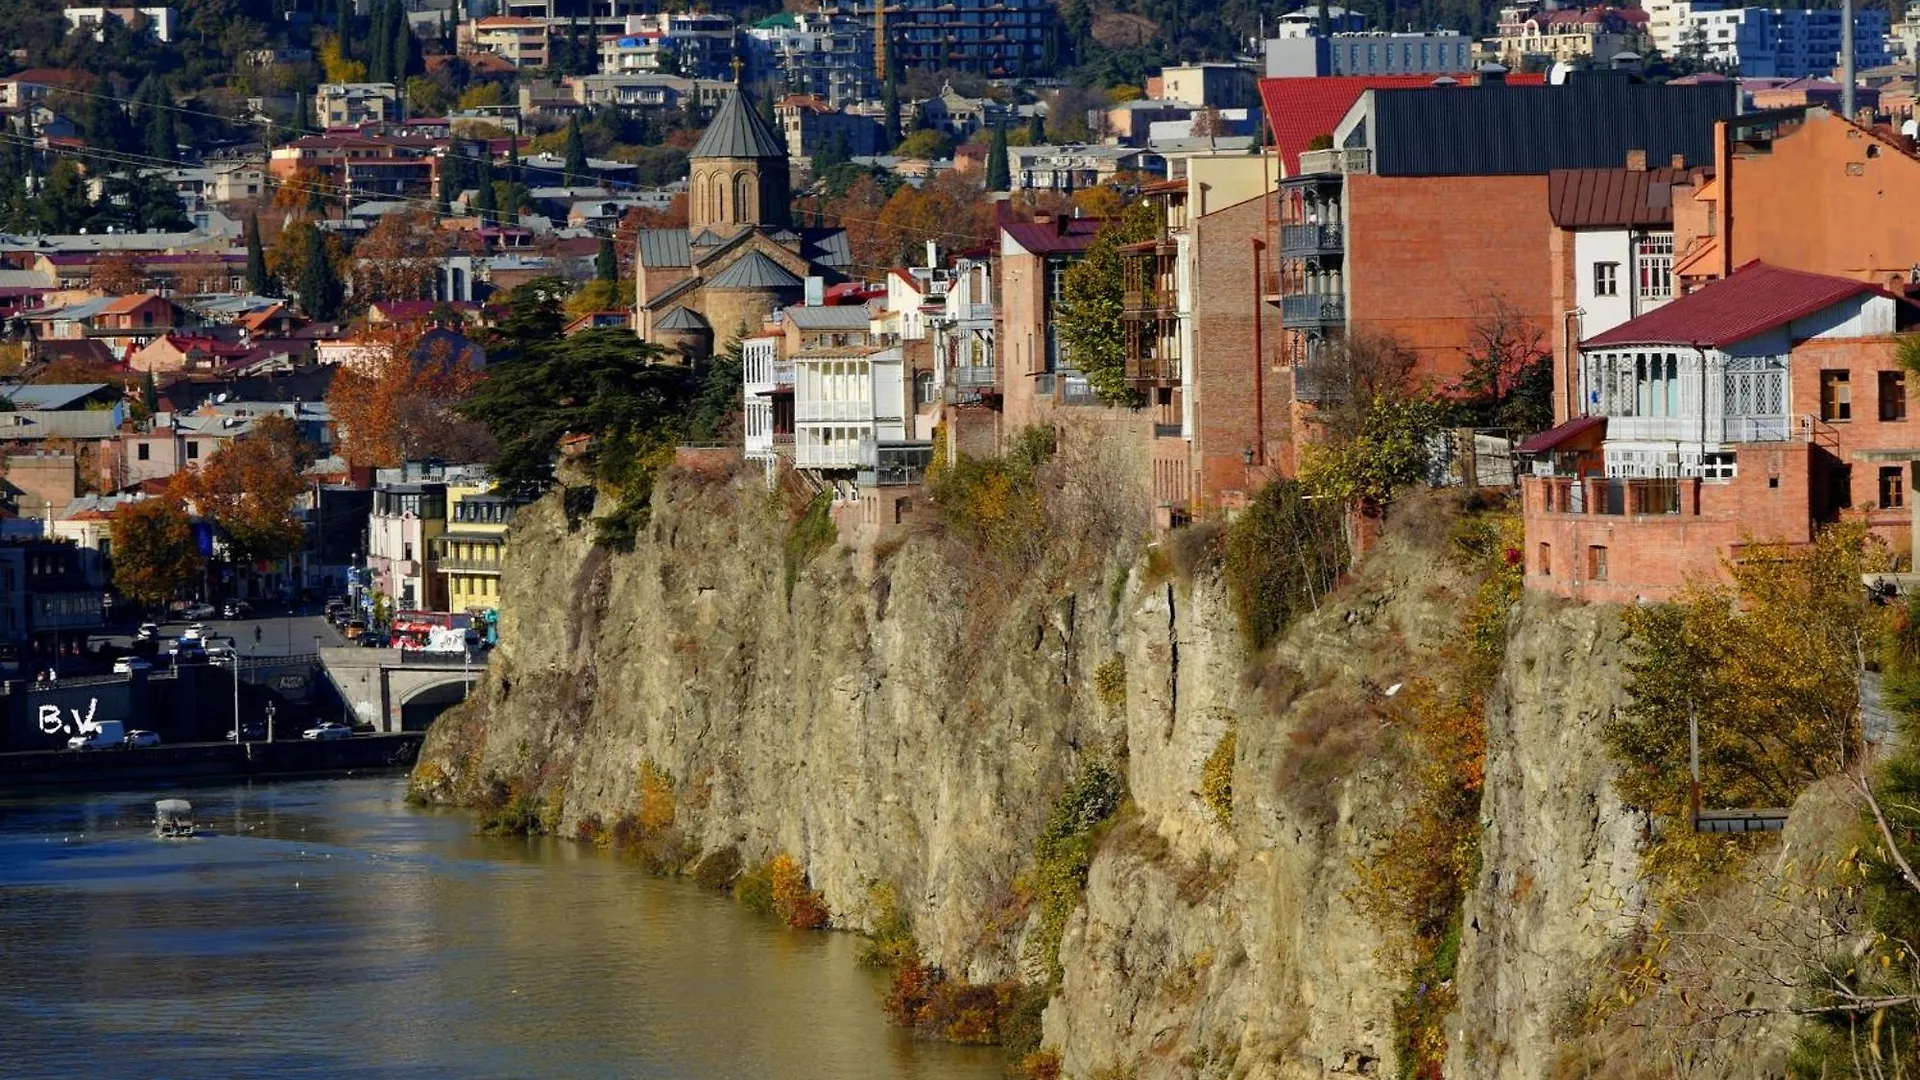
xmin=0 ymin=733 xmax=423 ymax=790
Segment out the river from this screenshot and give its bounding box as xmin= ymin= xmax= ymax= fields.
xmin=0 ymin=775 xmax=1005 ymax=1080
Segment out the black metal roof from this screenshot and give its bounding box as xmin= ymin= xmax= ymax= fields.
xmin=1368 ymin=76 xmax=1740 ymax=177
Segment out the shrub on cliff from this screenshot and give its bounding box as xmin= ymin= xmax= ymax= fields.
xmin=1021 ymin=761 xmax=1124 ymax=983
xmin=1222 ymin=480 xmax=1348 ymax=651
xmin=768 ymin=853 xmax=831 ymax=929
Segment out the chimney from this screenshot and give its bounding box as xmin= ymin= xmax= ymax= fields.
xmin=1477 ymin=62 xmax=1508 ymax=86
xmin=804 ymin=276 xmax=824 ymax=307
xmin=1626 ymin=148 xmax=1648 ymax=171
xmin=1670 ymin=153 xmax=1686 ymax=169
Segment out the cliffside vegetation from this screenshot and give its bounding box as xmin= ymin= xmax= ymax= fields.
xmin=1352 ymin=507 xmax=1523 ymax=1077
xmin=1542 ymin=522 xmax=1920 ymax=1077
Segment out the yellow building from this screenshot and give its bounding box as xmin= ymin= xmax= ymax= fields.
xmin=436 ymin=484 xmax=515 ymax=620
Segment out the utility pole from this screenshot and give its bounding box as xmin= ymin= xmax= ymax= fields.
xmin=1843 ymin=0 xmax=1858 ymax=119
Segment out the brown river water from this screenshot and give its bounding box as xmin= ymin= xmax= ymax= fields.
xmin=0 ymin=775 xmax=1004 ymax=1080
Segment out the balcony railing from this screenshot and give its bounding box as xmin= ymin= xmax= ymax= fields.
xmin=1279 ymin=223 xmax=1344 ymax=255
xmin=438 ymin=557 xmax=505 ymax=573
xmin=857 ymin=439 xmax=935 ymax=488
xmin=796 ymin=400 xmax=875 ymax=422
xmin=1295 ymin=148 xmax=1373 ymax=176
xmin=1534 ymin=476 xmax=1691 ymax=517
xmin=1125 ymin=356 xmax=1181 ymax=386
xmin=1281 ymin=294 xmax=1345 ymax=326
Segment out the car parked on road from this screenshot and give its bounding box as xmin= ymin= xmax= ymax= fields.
xmin=205 ymin=639 xmax=235 ymax=660
xmin=67 ymin=721 xmax=126 ymax=751
xmin=302 ymin=722 xmax=352 ymax=741
xmin=122 ymin=729 xmax=161 ymax=748
xmin=183 ymin=602 xmax=217 ymax=620
xmin=112 ymin=657 xmax=152 ymax=675
xmin=170 ymin=639 xmax=207 ymax=664
xmin=227 ymin=722 xmax=265 ymax=741
xmin=221 ymin=601 xmax=251 ymax=619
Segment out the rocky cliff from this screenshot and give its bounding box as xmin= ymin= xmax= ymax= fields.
xmin=411 ymin=464 xmax=1658 ymax=1077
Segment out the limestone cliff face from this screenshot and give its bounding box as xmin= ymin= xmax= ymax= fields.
xmin=414 ymin=472 xmax=1653 ymax=1077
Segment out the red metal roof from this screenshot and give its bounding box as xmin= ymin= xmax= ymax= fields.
xmin=1582 ymin=261 xmax=1897 ymax=348
xmin=1258 ymin=74 xmax=1546 ymax=174
xmin=1516 ymin=415 xmax=1605 ymax=454
xmin=1001 ymin=217 xmax=1105 ymax=255
xmin=1547 ymin=166 xmax=1700 ymax=229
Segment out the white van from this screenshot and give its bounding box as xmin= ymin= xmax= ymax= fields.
xmin=67 ymin=721 xmax=126 ymax=751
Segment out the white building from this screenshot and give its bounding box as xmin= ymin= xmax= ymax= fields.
xmin=63 ymin=6 xmax=175 ymax=42
xmin=923 ymin=256 xmax=996 ymax=435
xmin=742 ymin=332 xmax=790 ymax=473
xmin=1659 ymin=3 xmax=1890 ymax=76
xmin=1264 ymin=30 xmax=1476 ymax=76
xmin=316 ymin=83 xmax=401 ymax=128
xmin=793 ymin=344 xmax=908 ymax=480
xmin=742 ymin=12 xmax=873 ymax=110
xmin=1270 ymin=6 xmax=1368 ymax=38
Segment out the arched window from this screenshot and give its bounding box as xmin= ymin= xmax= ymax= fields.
xmin=733 ymin=171 xmax=752 ymax=223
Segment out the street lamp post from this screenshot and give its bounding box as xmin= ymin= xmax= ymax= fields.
xmin=225 ymin=655 xmax=241 ymax=743
xmin=265 ymin=701 xmax=276 ymax=743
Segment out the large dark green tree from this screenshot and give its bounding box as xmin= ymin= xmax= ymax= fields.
xmin=88 ymin=170 xmax=191 ymax=234
xmin=463 ymin=285 xmax=697 ymax=497
xmin=36 ymin=160 xmax=92 ymax=234
xmin=595 ymin=236 xmax=617 ymax=282
xmin=564 ymin=113 xmax=589 ymax=183
xmin=297 ymin=224 xmax=344 ymax=321
xmin=1055 ymin=198 xmax=1157 ymax=405
xmin=245 ymin=212 xmax=273 ymax=295
xmin=985 ymin=120 xmax=1011 ymax=192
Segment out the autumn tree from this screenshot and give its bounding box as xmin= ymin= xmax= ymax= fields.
xmin=348 ymin=209 xmax=447 ymax=310
xmin=1455 ymin=296 xmax=1554 ymax=435
xmin=111 ymin=498 xmax=203 ymax=608
xmin=173 ymin=415 xmax=314 ymax=569
xmin=90 ymin=252 xmax=149 ymax=296
xmin=326 ymin=326 xmax=486 ymax=468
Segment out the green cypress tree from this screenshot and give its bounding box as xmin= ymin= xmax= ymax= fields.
xmin=564 ymin=113 xmax=588 ymax=183
xmin=297 ymin=225 xmax=343 ymax=321
xmin=143 ymin=82 xmax=178 ymax=163
xmin=335 ymin=0 xmax=352 ymax=59
xmin=141 ymin=369 xmax=158 ymax=415
xmin=367 ymin=0 xmax=388 ymax=81
xmin=596 ymin=236 xmax=616 ymax=281
xmin=985 ymin=120 xmax=1011 ymax=191
xmin=883 ymin=72 xmax=902 ymax=147
xmin=758 ymin=84 xmax=776 ymax=129
xmin=395 ymin=9 xmax=421 ymax=81
xmin=245 ymin=212 xmax=272 ymax=295
xmin=37 ymin=160 xmax=92 ymax=234
xmin=474 ymin=154 xmax=498 ymax=221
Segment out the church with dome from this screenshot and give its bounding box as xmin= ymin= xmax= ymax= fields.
xmin=633 ymin=87 xmax=852 ymax=359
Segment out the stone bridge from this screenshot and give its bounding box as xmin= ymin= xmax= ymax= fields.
xmin=318 ymin=648 xmax=485 ymax=732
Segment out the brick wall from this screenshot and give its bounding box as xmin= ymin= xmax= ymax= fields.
xmin=1346 ymin=173 xmax=1554 ymax=390
xmin=1191 ymin=194 xmax=1290 ymax=515
xmin=1522 ymin=443 xmax=1814 ymax=603
xmin=997 ymin=246 xmax=1050 ymax=435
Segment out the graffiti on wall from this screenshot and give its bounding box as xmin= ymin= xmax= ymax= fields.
xmin=38 ymin=698 xmax=98 ymax=737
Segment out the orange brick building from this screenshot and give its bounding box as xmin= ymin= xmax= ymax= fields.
xmin=1264 ymin=75 xmax=1738 ymax=418
xmin=1521 ymin=262 xmax=1920 ymax=604
xmin=1675 ymin=109 xmax=1920 ymax=294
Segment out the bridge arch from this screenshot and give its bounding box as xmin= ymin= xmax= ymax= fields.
xmin=394 ymin=674 xmax=475 ymax=731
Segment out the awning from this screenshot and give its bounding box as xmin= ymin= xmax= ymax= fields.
xmin=1516 ymin=416 xmax=1606 ymax=455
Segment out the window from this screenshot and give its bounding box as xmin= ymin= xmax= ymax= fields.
xmin=136 ymin=444 xmax=150 ymax=461
xmin=1883 ymin=371 xmax=1908 ymax=421
xmin=1587 ymin=545 xmax=1609 ymax=581
xmin=1821 ymin=370 xmax=1852 ymax=421
xmin=1593 ymin=262 xmax=1619 ymax=297
xmin=1538 ymin=542 xmax=1552 ymax=577
xmin=1635 ymin=234 xmax=1674 ymax=302
xmin=186 ymin=441 xmax=199 ymax=460
xmin=1882 ymin=466 xmax=1906 ymax=510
